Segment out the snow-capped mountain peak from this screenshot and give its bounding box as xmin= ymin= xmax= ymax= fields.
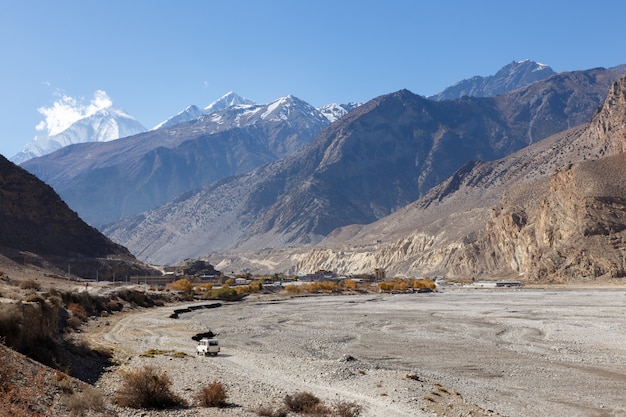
xmin=317 ymin=102 xmax=362 ymax=123
xmin=260 ymin=95 xmax=327 ymax=123
xmin=11 ymin=105 xmax=146 ymax=164
xmin=204 ymin=91 xmax=255 ymax=113
xmin=151 ymin=104 xmax=205 ymax=131
xmin=152 ymin=92 xmax=256 ymax=131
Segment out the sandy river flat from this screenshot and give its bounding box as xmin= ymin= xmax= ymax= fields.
xmin=86 ymin=287 xmax=626 ymax=417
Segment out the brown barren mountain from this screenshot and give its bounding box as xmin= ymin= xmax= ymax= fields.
xmin=212 ymin=73 xmax=626 ymax=282
xmin=0 ymin=155 xmax=154 ymax=279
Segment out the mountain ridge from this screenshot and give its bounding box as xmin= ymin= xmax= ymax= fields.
xmin=245 ymin=72 xmax=626 ymax=280
xmin=23 ymin=95 xmax=330 ymax=226
xmin=430 ymin=60 xmax=556 ymax=101
xmin=102 ymin=66 xmax=626 ymax=265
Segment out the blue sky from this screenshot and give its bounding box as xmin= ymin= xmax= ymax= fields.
xmin=2 ymin=0 xmax=625 ymax=159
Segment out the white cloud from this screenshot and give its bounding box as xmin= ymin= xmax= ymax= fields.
xmin=36 ymin=89 xmax=113 ymax=136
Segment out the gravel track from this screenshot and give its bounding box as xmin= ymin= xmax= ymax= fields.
xmin=84 ymin=288 xmax=626 ymax=417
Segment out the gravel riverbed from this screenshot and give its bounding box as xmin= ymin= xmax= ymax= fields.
xmin=82 ymin=287 xmax=626 ymax=417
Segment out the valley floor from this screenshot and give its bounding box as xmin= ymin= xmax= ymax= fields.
xmin=83 ymin=287 xmax=626 ymax=417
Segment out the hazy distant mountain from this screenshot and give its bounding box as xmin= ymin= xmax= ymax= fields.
xmin=317 ymin=102 xmax=362 ymax=123
xmin=152 ymin=92 xmax=256 ymax=130
xmin=151 ymin=104 xmax=206 ymax=130
xmin=102 ymin=66 xmax=626 ymax=265
xmin=0 ymin=155 xmax=153 ymax=279
xmin=11 ymin=106 xmax=146 ymax=164
xmin=430 ymin=60 xmax=556 ymax=101
xmin=23 ymin=95 xmax=329 ymax=227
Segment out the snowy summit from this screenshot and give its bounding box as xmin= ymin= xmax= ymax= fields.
xmin=11 ymin=90 xmax=146 ymax=164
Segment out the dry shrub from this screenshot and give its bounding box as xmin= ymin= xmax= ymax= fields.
xmin=281 ymin=392 xmax=362 ymax=417
xmin=378 ymin=278 xmax=435 ymax=293
xmin=333 ymin=400 xmax=363 ymax=417
xmin=25 ymin=294 xmax=46 ymax=304
xmin=65 ymin=316 xmax=83 ymax=331
xmin=54 ymin=371 xmax=74 ymax=394
xmin=197 ymin=381 xmax=228 ymax=408
xmin=413 ymin=279 xmax=436 ymax=290
xmin=195 ymin=283 xmax=213 ymax=292
xmin=67 ymin=303 xmax=87 ymax=321
xmin=302 ymin=402 xmax=332 ymax=416
xmin=166 ymin=278 xmax=193 ymax=295
xmin=344 ymin=279 xmax=359 ymax=290
xmin=107 ymin=299 xmax=123 ymax=312
xmin=114 ymin=365 xmax=183 ymax=409
xmin=235 ymin=281 xmax=263 ymax=296
xmin=61 ymin=386 xmax=105 ymax=416
xmin=19 ymin=279 xmax=41 ymax=291
xmin=285 ymin=281 xmax=341 ymax=294
xmin=284 ymin=391 xmax=322 ymax=413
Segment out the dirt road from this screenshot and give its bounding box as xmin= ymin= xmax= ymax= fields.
xmin=87 ymin=288 xmax=626 ymax=416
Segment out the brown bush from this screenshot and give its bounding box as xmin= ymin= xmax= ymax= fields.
xmin=333 ymin=400 xmax=363 ymax=417
xmin=166 ymin=278 xmax=193 ymax=295
xmin=67 ymin=303 xmax=87 ymax=322
xmin=19 ymin=279 xmax=41 ymax=291
xmin=65 ymin=316 xmax=83 ymax=331
xmin=25 ymin=294 xmax=46 ymax=304
xmin=413 ymin=279 xmax=436 ymax=290
xmin=106 ymin=299 xmax=123 ymax=312
xmin=114 ymin=365 xmax=183 ymax=409
xmin=284 ymin=391 xmax=322 ymax=413
xmin=302 ymin=402 xmax=332 ymax=416
xmin=61 ymin=386 xmax=105 ymax=416
xmin=197 ymin=381 xmax=228 ymax=408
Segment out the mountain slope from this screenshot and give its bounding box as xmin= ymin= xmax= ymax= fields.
xmin=23 ymin=95 xmax=329 ymax=227
xmin=430 ymin=60 xmax=556 ymax=100
xmin=0 ymin=155 xmax=152 ymax=278
xmin=151 ymin=104 xmax=206 ymax=130
xmin=261 ymin=72 xmax=626 ymax=280
xmin=103 ymin=67 xmax=625 ymax=265
xmin=11 ymin=106 xmax=146 ymax=164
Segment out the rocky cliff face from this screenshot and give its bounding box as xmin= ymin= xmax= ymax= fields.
xmin=586 ymin=74 xmax=626 ymax=156
xmin=468 ymin=75 xmax=626 ymax=282
xmin=474 ymin=153 xmax=626 ymax=282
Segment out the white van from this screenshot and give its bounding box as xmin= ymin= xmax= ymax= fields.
xmin=196 ymin=338 xmax=220 ymax=356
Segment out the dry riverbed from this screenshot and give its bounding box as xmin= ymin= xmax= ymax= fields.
xmin=83 ymin=287 xmax=626 ymax=417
